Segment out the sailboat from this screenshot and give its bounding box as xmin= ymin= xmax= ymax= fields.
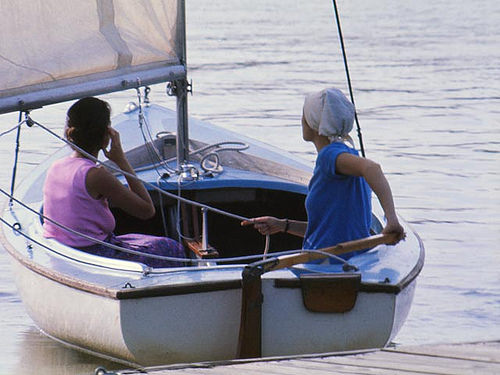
xmin=0 ymin=0 xmax=424 ymax=367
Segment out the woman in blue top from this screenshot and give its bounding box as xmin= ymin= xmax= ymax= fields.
xmin=242 ymin=88 xmax=405 ymax=259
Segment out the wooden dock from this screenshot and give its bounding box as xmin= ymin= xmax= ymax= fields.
xmin=116 ymin=341 xmax=500 ymax=375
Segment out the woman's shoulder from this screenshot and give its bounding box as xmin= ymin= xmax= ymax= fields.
xmin=50 ymin=155 xmax=71 ymax=168
xmin=321 ymin=142 xmax=358 ymax=159
xmin=85 ymin=165 xmax=123 ymax=195
xmin=316 ymin=142 xmax=360 ymax=177
xmin=86 ymin=165 xmax=114 ymax=184
xmin=51 ymin=156 xmax=94 ymax=169
xmin=48 ymin=156 xmax=88 ymax=176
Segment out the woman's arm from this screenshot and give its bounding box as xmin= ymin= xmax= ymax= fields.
xmin=241 ymin=216 xmax=307 ymax=238
xmin=86 ymin=128 xmax=155 ymax=220
xmin=336 ymin=152 xmax=405 ymax=243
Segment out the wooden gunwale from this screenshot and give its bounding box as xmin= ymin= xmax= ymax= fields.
xmin=114 ymin=279 xmax=241 ymax=299
xmin=0 ymin=229 xmax=117 ymax=298
xmin=1 ymin=192 xmax=424 ymax=301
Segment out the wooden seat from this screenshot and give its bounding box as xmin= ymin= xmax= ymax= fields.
xmin=184 ymin=239 xmax=219 ymax=259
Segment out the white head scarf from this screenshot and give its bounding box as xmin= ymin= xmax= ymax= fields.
xmin=303 ymin=88 xmax=355 ymax=144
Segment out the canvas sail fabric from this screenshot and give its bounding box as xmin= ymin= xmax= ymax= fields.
xmin=0 ymin=0 xmax=184 ymax=114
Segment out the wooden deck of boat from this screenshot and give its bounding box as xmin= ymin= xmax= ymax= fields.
xmin=119 ymin=341 xmax=500 ymax=375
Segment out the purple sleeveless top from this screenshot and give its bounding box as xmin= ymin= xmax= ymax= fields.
xmin=43 ymin=156 xmax=116 ymax=247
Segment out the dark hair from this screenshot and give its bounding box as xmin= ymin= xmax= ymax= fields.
xmin=65 ymin=97 xmax=111 ymax=154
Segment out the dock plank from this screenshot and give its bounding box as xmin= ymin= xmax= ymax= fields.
xmin=132 ymin=361 xmax=360 ymax=375
xmin=118 ymin=341 xmax=500 ymax=375
xmin=271 ymin=358 xmax=422 ymax=375
xmin=385 ymin=341 xmax=500 ymax=363
xmin=315 ymin=350 xmax=497 ymax=375
xmin=226 ymin=359 xmax=410 ymax=375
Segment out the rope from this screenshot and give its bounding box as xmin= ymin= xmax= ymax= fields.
xmin=2 ymin=185 xmax=334 ymax=265
xmin=1 ymin=213 xmax=350 ymax=268
xmin=1 ymin=189 xmax=351 ymax=266
xmin=133 ymin=140 xmax=249 ymax=174
xmin=331 ymin=0 xmax=366 ymax=157
xmin=2 ymin=116 xmax=356 ymax=268
xmin=1 ymin=187 xmax=189 ymax=263
xmin=263 ymin=235 xmax=270 ymax=260
xmin=1 ymin=114 xmax=279 ymax=265
xmin=0 ymin=215 xmax=133 ymax=270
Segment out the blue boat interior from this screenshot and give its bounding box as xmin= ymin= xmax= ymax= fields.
xmin=112 ymin=166 xmax=309 ymax=263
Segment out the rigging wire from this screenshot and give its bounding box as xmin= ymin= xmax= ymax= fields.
xmin=139 ymin=114 xmax=177 ymax=176
xmin=137 ymin=104 xmax=199 ymax=242
xmin=128 ymin=87 xmax=248 ymax=242
xmin=156 ymin=175 xmax=172 ymax=239
xmin=135 ymin=87 xmax=177 ymax=176
xmin=0 ymin=108 xmax=356 ymax=269
xmin=3 ymin=114 xmax=278 ymax=261
xmin=0 ymin=186 xmax=186 ymax=263
xmin=26 ymin=116 xmax=249 ymax=222
xmin=331 ymin=0 xmax=366 ymax=157
xmin=0 ymin=186 xmax=353 ymax=266
xmin=134 ymin=87 xmax=187 ymax=240
xmin=9 ymin=112 xmax=23 ymax=206
xmin=133 ymin=92 xmax=200 ymax=242
xmin=0 ymin=119 xmax=25 ymax=138
xmin=3 ymin=103 xmax=253 ymax=257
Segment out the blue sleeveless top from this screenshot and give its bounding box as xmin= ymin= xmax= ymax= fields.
xmin=303 ymin=142 xmax=372 ymax=261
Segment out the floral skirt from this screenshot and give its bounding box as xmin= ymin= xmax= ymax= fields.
xmin=79 ymin=233 xmax=185 ymax=268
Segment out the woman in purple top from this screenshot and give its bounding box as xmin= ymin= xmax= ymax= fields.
xmin=242 ymin=88 xmax=405 ymax=260
xmin=43 ymin=97 xmax=184 ymax=267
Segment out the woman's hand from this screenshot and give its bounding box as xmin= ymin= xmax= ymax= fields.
xmin=103 ymin=128 xmax=126 ymax=166
xmin=94 ymin=127 xmax=155 ymax=220
xmin=382 ymin=218 xmax=406 ymax=244
xmin=241 ymin=216 xmax=285 ymax=236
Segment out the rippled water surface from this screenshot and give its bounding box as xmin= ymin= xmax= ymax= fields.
xmin=0 ymin=0 xmax=499 ymax=374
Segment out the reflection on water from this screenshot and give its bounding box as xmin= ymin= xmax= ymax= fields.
xmin=8 ymin=328 xmax=124 ymax=375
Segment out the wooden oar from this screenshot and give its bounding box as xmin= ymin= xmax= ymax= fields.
xmin=236 ymin=233 xmax=398 ymax=359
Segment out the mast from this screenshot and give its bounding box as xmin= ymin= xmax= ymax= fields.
xmin=174 ymin=0 xmax=191 ymax=169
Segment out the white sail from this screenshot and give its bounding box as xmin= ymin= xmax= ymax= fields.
xmin=0 ymin=0 xmax=185 ymax=114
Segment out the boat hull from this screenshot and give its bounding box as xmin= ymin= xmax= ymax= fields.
xmin=9 ymin=250 xmax=416 ymax=365
xmin=261 ymin=279 xmax=417 ymax=357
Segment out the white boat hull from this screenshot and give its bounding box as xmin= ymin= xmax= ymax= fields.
xmin=9 ymin=247 xmax=418 ymax=365
xmin=261 ymin=280 xmax=416 ymax=357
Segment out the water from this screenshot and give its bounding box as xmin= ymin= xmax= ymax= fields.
xmin=1 ymin=0 xmax=499 ymax=373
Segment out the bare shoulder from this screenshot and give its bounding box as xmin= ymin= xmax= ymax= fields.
xmin=87 ymin=166 xmax=114 ymax=184
xmin=86 ymin=166 xmax=122 ymax=199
